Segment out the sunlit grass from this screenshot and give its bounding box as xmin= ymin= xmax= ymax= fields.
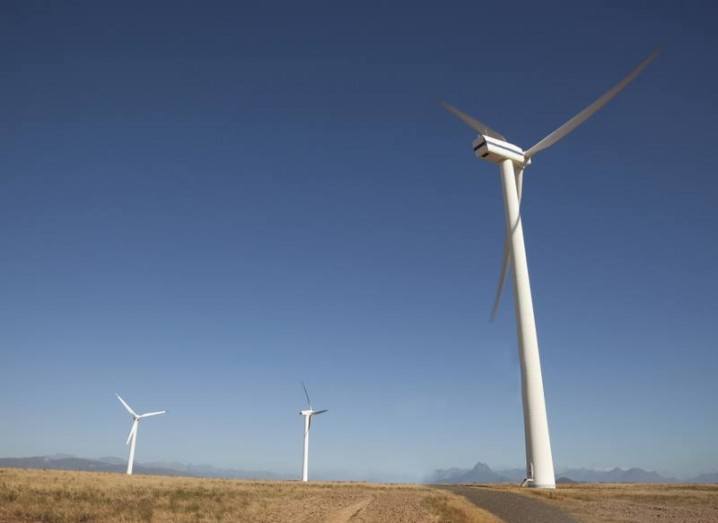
xmin=0 ymin=468 xmax=496 ymax=522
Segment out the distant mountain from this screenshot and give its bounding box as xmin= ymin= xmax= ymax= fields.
xmin=559 ymin=467 xmax=675 ymax=483
xmin=4 ymin=455 xmax=712 ymax=485
xmin=556 ymin=476 xmax=578 ymax=484
xmin=0 ymin=455 xmax=289 ymax=480
xmin=97 ymin=456 xmax=125 ymax=466
xmin=141 ymin=460 xmax=289 ymax=480
xmin=0 ymin=456 xmax=123 ymax=473
xmin=687 ymin=472 xmax=718 ymax=484
xmin=494 ymin=467 xmax=526 ymax=482
xmin=427 ymin=462 xmax=510 ymax=484
xmin=427 ymin=461 xmax=687 ymax=485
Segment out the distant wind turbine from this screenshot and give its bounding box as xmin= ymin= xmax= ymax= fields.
xmin=442 ymin=49 xmax=659 ymax=488
xmin=299 ymin=382 xmax=327 ymax=482
xmin=116 ymin=394 xmax=166 ymax=475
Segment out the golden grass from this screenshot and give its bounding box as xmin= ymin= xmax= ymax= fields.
xmin=421 ymin=493 xmax=498 ymax=523
xmin=0 ymin=468 xmax=498 ymax=523
xmin=495 ymin=483 xmax=718 ymax=523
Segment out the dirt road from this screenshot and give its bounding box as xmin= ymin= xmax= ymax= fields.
xmin=437 ymin=485 xmax=579 ymax=523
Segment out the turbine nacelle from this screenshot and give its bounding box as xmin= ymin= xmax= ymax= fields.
xmin=472 ymin=135 xmax=526 ymax=165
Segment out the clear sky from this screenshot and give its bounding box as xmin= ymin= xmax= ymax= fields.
xmin=1 ymin=1 xmax=717 ymax=481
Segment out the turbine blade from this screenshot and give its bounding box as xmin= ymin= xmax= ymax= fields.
xmin=490 ymin=168 xmax=524 ymax=321
xmin=116 ymin=394 xmax=138 ymax=417
xmin=126 ymin=420 xmax=138 ymax=445
xmin=312 ymin=409 xmax=328 ymax=415
xmin=525 ymin=49 xmax=659 ymax=158
xmin=302 ymin=382 xmax=312 ymax=410
xmin=441 ymin=102 xmax=506 ymax=141
xmin=490 ymin=237 xmax=511 ymax=322
xmin=139 ymin=410 xmax=166 ymax=418
xmin=515 ymin=167 xmax=524 ymax=202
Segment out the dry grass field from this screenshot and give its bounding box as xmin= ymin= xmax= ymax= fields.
xmin=510 ymin=483 xmax=718 ymax=522
xmin=0 ymin=468 xmax=498 ymax=523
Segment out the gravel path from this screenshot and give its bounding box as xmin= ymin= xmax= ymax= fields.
xmin=437 ymin=485 xmax=579 ymax=523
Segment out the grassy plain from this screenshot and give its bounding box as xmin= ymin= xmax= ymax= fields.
xmin=0 ymin=468 xmax=497 ymax=523
xmin=510 ymin=483 xmax=718 ymax=522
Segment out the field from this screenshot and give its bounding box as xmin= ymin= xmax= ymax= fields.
xmin=0 ymin=468 xmax=497 ymax=523
xmin=3 ymin=468 xmax=717 ymax=523
xmin=514 ymin=483 xmax=718 ymax=522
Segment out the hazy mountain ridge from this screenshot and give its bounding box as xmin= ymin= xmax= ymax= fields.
xmin=427 ymin=461 xmax=717 ymax=484
xmin=429 ymin=462 xmax=511 ymax=483
xmin=684 ymin=472 xmax=718 ymax=484
xmin=0 ymin=456 xmax=121 ymax=473
xmin=559 ymin=467 xmax=677 ymax=483
xmin=2 ymin=456 xmax=716 ymax=484
xmin=0 ymin=456 xmax=407 ymax=482
xmin=0 ymin=455 xmax=289 ymax=480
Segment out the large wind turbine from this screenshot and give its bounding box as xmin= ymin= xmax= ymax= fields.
xmin=116 ymin=394 xmax=166 ymax=475
xmin=299 ymin=382 xmax=327 ymax=482
xmin=443 ymin=50 xmax=658 ymax=489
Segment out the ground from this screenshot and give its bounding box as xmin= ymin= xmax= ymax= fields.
xmin=0 ymin=468 xmax=496 ymax=523
xmin=2 ymin=468 xmax=717 ymax=522
xmin=503 ymin=483 xmax=718 ymax=523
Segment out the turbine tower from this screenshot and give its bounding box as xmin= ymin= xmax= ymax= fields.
xmin=299 ymin=382 xmax=327 ymax=482
xmin=443 ymin=49 xmax=658 ymax=489
xmin=116 ymin=394 xmax=166 ymax=475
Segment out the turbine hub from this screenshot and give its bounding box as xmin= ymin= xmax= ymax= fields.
xmin=473 ymin=135 xmax=525 ymax=166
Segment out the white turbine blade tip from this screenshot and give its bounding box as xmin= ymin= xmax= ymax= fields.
xmin=140 ymin=410 xmax=166 ymax=418
xmin=313 ymin=409 xmax=328 ymax=415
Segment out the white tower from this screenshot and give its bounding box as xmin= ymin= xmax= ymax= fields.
xmin=116 ymin=394 xmax=166 ymax=475
xmin=299 ymin=383 xmax=327 ymax=482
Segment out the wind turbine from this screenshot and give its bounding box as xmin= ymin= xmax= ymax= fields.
xmin=116 ymin=394 xmax=166 ymax=475
xmin=442 ymin=49 xmax=658 ymax=489
xmin=299 ymin=382 xmax=327 ymax=482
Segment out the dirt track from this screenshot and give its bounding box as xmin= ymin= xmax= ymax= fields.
xmin=438 ymin=485 xmax=578 ymax=523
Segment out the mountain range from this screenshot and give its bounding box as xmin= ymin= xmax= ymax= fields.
xmin=429 ymin=462 xmax=510 ymax=484
xmin=427 ymin=461 xmax=718 ymax=484
xmin=2 ymin=456 xmax=716 ymax=484
xmin=0 ymin=455 xmax=289 ymax=480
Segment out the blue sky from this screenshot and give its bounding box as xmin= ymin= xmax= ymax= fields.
xmin=1 ymin=1 xmax=717 ymax=480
